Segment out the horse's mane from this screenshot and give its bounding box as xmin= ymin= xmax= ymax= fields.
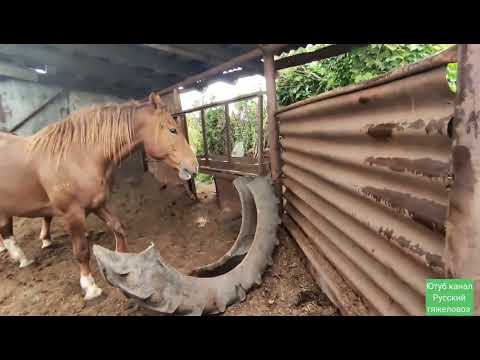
xmin=27 ymin=100 xmax=144 ymax=164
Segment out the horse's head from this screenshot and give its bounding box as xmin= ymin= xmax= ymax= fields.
xmin=138 ymin=93 xmax=199 ymax=181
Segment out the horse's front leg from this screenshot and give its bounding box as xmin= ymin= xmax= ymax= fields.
xmin=39 ymin=216 xmax=53 ymax=249
xmin=64 ymin=207 xmax=102 ymax=301
xmin=93 ymin=206 xmax=128 ymax=253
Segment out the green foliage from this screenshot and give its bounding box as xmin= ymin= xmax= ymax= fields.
xmin=447 ymin=62 xmax=458 ymax=93
xmin=186 ymin=97 xmax=266 ymax=183
xmin=195 ymin=173 xmax=214 ymax=185
xmin=186 ymin=113 xmax=204 ymax=155
xmin=229 ymin=99 xmax=263 ymax=156
xmin=186 ymin=106 xmax=227 ymax=157
xmin=277 ymin=44 xmax=457 ymax=106
xmin=205 ymin=106 xmax=227 ymax=156
xmin=187 ymin=45 xmax=460 ymax=184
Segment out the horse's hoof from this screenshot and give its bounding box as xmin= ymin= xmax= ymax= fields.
xmin=84 ymin=286 xmax=103 ymax=301
xmin=41 ymin=239 xmax=53 ymax=249
xmin=19 ymin=258 xmax=34 ymax=268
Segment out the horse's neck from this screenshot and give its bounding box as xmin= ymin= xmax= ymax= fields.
xmin=101 ymin=106 xmax=149 ymax=171
xmin=82 ymin=104 xmax=147 ymax=176
xmin=100 ymin=140 xmax=142 ymax=173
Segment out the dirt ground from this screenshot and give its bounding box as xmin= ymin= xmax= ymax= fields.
xmin=0 ymin=172 xmax=339 ymax=316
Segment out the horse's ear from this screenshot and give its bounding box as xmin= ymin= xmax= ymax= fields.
xmin=149 ymin=92 xmax=164 ymax=110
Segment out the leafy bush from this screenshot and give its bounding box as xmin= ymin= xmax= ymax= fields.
xmin=195 ymin=173 xmax=214 ymax=185
xmin=277 ymin=44 xmax=456 ymax=106
xmin=229 ymin=98 xmax=264 ymax=156
xmin=447 ymin=62 xmax=458 ymax=93
xmin=187 ymin=44 xmax=459 ymax=184
xmin=186 ymin=97 xmax=266 ymax=183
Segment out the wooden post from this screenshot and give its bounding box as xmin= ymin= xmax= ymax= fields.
xmin=200 ymin=109 xmax=209 ymax=163
xmin=257 ymin=94 xmax=264 ymax=176
xmin=263 ymin=47 xmax=283 ymax=213
xmin=224 ymin=103 xmax=232 ymax=163
xmin=445 ymin=44 xmax=480 ymax=314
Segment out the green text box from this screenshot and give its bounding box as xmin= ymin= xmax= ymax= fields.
xmin=426 ymin=279 xmax=474 ymax=316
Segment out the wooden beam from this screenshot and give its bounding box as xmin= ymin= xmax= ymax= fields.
xmin=0 ymin=60 xmax=38 ymax=82
xmin=189 ymin=43 xmax=310 ymax=87
xmin=172 ymin=91 xmax=264 ymax=116
xmin=144 ymin=44 xmax=242 ymax=64
xmin=48 ymin=44 xmax=203 ymax=76
xmin=142 ymin=44 xmax=215 ymax=64
xmin=192 ymin=44 xmax=264 ymax=73
xmin=0 ymin=44 xmax=173 ymax=93
xmin=230 ymin=44 xmax=258 ymax=50
xmin=178 ymin=44 xmax=243 ymax=62
xmin=275 ymin=44 xmax=369 ymax=70
xmin=156 ymin=44 xmax=290 ymax=95
xmin=144 ymin=44 xmax=262 ymax=74
xmin=185 ymin=68 xmax=260 ymax=91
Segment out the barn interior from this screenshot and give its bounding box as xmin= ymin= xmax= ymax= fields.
xmin=1 ymin=44 xmax=469 ymax=316
xmin=0 ymin=44 xmax=340 ymax=315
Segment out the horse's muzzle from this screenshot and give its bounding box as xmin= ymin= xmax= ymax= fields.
xmin=178 ymin=160 xmax=199 ymax=181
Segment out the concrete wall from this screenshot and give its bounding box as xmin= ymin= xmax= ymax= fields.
xmin=0 ymin=78 xmax=145 ymax=181
xmin=0 ymin=78 xmax=126 ymax=134
xmin=69 ymin=90 xmax=124 ymax=113
xmin=0 ymin=79 xmax=67 ymax=134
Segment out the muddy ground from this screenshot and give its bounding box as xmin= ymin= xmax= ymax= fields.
xmin=0 ymin=172 xmax=338 ymax=316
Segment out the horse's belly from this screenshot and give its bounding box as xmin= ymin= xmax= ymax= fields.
xmin=0 ymin=180 xmax=54 ymax=217
xmin=0 ymin=141 xmax=54 ymax=217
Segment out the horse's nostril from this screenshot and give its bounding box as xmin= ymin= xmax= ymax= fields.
xmin=180 ymin=160 xmax=199 ymax=176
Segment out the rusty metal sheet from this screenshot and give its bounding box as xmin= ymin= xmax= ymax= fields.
xmin=445 ymin=45 xmax=480 ymax=314
xmin=285 ymin=205 xmax=408 ymax=315
xmin=277 ymin=46 xmax=457 ymax=115
xmin=283 ymin=179 xmax=438 ymax=292
xmin=283 ymin=215 xmax=373 ymax=315
xmin=279 ymin=50 xmax=456 ymax=315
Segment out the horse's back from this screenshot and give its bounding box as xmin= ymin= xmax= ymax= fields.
xmin=0 ymin=132 xmax=29 ymax=168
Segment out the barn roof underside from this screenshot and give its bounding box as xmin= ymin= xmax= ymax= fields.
xmin=0 ymin=44 xmax=306 ymax=99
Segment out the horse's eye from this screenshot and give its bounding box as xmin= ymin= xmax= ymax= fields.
xmin=169 ymin=128 xmax=177 ymax=134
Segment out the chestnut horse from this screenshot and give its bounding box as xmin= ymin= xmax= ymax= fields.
xmin=0 ymin=93 xmax=198 ymax=300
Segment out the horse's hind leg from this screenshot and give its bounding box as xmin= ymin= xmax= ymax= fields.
xmin=40 ymin=216 xmax=53 ymax=249
xmin=93 ymin=206 xmax=128 ymax=252
xmin=0 ymin=215 xmax=34 ymax=268
xmin=64 ymin=207 xmax=102 ymax=301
